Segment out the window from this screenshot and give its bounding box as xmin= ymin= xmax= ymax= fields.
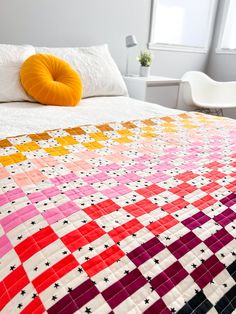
xmin=217 ymin=0 xmax=236 ymax=52
xmin=149 ymin=0 xmax=217 ymax=53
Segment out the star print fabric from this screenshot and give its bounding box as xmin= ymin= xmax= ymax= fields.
xmin=0 ymin=112 xmax=236 ymax=313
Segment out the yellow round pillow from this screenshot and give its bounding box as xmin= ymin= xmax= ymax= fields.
xmin=20 ymin=54 xmax=82 ymax=106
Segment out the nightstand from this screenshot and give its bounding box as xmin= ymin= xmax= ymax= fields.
xmin=123 ymin=76 xmax=181 ymax=109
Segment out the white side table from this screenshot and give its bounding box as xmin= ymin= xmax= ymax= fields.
xmin=123 ymin=76 xmax=181 ymax=109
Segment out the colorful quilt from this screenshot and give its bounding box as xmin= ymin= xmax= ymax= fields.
xmin=0 ymin=112 xmax=236 ymax=314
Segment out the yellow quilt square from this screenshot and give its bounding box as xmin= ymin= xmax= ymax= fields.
xmin=115 ymin=137 xmax=133 ymax=144
xmin=0 ymin=153 xmax=26 ymax=166
xmin=164 ymin=128 xmax=177 ymax=133
xmin=83 ymin=142 xmax=104 ymax=150
xmin=161 ymin=123 xmax=176 ymax=128
xmin=45 ymin=146 xmax=69 ymax=156
xmin=117 ymin=129 xmax=133 ymax=137
xmin=89 ymin=132 xmax=109 ymax=141
xmin=141 ymin=132 xmax=156 ymax=138
xmin=56 ymin=136 xmax=78 ymax=146
xmin=15 ymin=142 xmax=40 ymax=152
xmin=141 ymin=126 xmax=155 ymax=132
xmin=182 ymin=124 xmax=197 ymax=129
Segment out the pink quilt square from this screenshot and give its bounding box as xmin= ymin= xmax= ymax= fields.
xmin=102 ymin=185 xmax=131 ymax=198
xmin=66 ymin=160 xmax=92 ymax=172
xmin=32 ymin=156 xmax=59 ymax=168
xmin=14 ymin=170 xmax=45 ymax=186
xmin=0 ymin=235 xmax=12 ymax=258
xmin=0 ymin=167 xmax=9 ymax=179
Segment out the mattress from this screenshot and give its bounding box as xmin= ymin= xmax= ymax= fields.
xmin=0 ymin=96 xmax=180 ymax=138
xmin=0 ymin=106 xmax=236 ymax=314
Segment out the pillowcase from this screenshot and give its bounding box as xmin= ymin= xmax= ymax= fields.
xmin=0 ymin=44 xmax=35 ymax=64
xmin=0 ymin=63 xmax=33 ymax=102
xmin=0 ymin=44 xmax=35 ymax=102
xmin=20 ymin=54 xmax=83 ymax=106
xmin=35 ymin=44 xmax=128 ymax=98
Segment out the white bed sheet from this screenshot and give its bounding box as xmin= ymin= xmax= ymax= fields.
xmin=0 ymin=96 xmax=181 ymax=138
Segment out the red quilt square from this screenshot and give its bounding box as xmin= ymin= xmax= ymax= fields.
xmin=61 ymin=221 xmax=105 ymax=252
xmin=205 ymin=161 xmax=224 ymax=169
xmin=82 ymin=245 xmax=125 ymax=277
xmin=20 ymin=298 xmax=45 ymax=314
xmin=124 ymin=199 xmax=157 ymax=217
xmin=226 ymin=180 xmax=236 ymax=192
xmin=147 ymin=215 xmax=178 ymax=235
xmin=32 ymin=255 xmax=79 ymax=293
xmin=84 ymin=200 xmax=120 ymax=219
xmin=137 ymin=184 xmax=165 ymax=198
xmin=204 ymin=170 xmax=225 ymax=180
xmin=2 ymin=265 xmax=29 ymax=308
xmin=193 ymin=195 xmax=217 ymax=210
xmin=109 ymin=219 xmax=144 ymax=243
xmin=170 ymin=183 xmax=196 ymax=197
xmin=175 ymin=171 xmax=198 ymax=182
xmin=162 ymin=198 xmax=189 ymax=214
xmin=15 ymin=226 xmax=58 ymax=263
xmin=201 ymin=182 xmax=222 ymax=193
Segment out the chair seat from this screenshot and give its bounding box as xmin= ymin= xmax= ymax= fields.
xmin=194 ymin=101 xmax=236 ymax=109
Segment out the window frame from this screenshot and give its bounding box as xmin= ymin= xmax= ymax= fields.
xmin=216 ymin=0 xmax=236 ymax=54
xmin=148 ymin=0 xmax=218 ymax=54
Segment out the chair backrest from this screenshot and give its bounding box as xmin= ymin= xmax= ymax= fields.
xmin=179 ymin=71 xmax=236 ymax=108
xmin=181 ymin=71 xmax=213 ymax=104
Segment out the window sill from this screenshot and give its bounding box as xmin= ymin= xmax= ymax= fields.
xmin=148 ymin=43 xmax=208 ymax=54
xmin=215 ymin=48 xmax=236 ymax=55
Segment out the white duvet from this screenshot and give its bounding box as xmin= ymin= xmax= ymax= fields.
xmin=0 ymin=96 xmax=181 ymax=138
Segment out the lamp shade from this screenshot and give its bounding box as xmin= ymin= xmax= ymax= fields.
xmin=126 ymin=35 xmax=138 ymax=48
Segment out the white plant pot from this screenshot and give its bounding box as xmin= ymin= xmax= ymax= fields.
xmin=140 ymin=66 xmax=151 ymax=77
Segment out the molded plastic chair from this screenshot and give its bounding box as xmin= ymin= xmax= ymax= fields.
xmin=177 ymin=71 xmax=236 ymax=116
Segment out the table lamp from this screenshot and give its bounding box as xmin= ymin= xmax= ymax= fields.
xmin=125 ymin=35 xmax=138 ymax=76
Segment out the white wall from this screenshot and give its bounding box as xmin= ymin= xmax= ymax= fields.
xmin=151 ymin=50 xmax=208 ymax=78
xmin=206 ymin=0 xmax=236 ymax=81
xmin=0 ymin=0 xmax=209 ymax=78
xmin=206 ymin=0 xmax=236 ymax=118
xmin=0 ymin=0 xmax=150 ymax=74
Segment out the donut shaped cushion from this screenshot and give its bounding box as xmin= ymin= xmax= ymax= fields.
xmin=20 ymin=54 xmax=82 ymax=106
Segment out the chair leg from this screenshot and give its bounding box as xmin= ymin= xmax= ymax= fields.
xmin=195 ymin=108 xmax=224 ymax=116
xmin=195 ymin=108 xmax=211 ymax=114
xmin=213 ymin=108 xmax=224 ymax=116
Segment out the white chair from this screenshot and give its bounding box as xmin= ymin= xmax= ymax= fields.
xmin=177 ymin=71 xmax=236 ymax=116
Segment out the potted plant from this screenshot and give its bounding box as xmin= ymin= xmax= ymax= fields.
xmin=138 ymin=50 xmax=152 ymax=77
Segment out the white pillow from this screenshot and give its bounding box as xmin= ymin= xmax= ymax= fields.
xmin=35 ymin=44 xmax=128 ymax=98
xmin=0 ymin=63 xmax=33 ymax=102
xmin=0 ymin=44 xmax=35 ymax=102
xmin=0 ymin=44 xmax=35 ymax=64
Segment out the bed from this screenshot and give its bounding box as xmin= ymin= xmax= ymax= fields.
xmin=0 ymin=97 xmax=180 ymax=139
xmin=0 ymin=44 xmax=236 ymax=314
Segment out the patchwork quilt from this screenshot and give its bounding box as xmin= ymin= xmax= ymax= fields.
xmin=0 ymin=112 xmax=236 ymax=314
